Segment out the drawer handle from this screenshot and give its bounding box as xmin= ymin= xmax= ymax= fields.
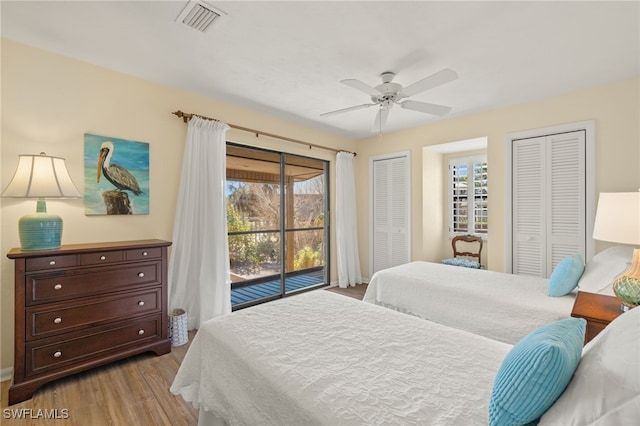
xmin=138 ymin=329 xmax=145 ymax=335
xmin=49 ymin=260 xmax=56 ymax=266
xmin=54 ymin=284 xmax=63 ymax=290
xmin=53 ymin=317 xmax=62 ymax=324
xmin=53 ymin=351 xmax=62 ymax=358
xmin=142 ymin=251 xmax=148 ymax=256
xmin=100 ymin=255 xmax=107 ymax=261
xmin=138 ymin=301 xmax=145 ymax=307
xmin=138 ymin=272 xmax=145 ymax=278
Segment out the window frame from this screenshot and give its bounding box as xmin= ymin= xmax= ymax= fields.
xmin=448 ymin=154 xmax=488 ymax=239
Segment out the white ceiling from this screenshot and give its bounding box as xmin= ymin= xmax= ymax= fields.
xmin=2 ymin=1 xmax=638 ymax=140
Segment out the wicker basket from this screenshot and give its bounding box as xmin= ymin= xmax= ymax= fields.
xmin=168 ymin=308 xmax=189 ymax=346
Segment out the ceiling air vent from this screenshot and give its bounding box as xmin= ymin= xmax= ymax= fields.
xmin=176 ymin=1 xmax=227 ymax=33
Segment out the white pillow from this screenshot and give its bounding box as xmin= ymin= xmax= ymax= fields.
xmin=577 ymin=246 xmax=634 ymax=295
xmin=539 ymin=306 xmax=640 ymax=425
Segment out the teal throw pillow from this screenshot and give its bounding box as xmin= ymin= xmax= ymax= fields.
xmin=548 ymin=254 xmax=584 ymax=296
xmin=488 ymin=317 xmax=586 ymax=426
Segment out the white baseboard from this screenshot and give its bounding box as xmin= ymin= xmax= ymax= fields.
xmin=1 ymin=367 xmax=13 ymax=382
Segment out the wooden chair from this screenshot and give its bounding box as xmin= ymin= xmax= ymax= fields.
xmin=441 ymin=235 xmax=483 ymax=269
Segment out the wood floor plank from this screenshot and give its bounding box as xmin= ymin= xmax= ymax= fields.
xmin=325 ymin=283 xmax=368 ymax=299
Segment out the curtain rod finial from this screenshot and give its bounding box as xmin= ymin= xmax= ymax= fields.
xmin=173 ymin=110 xmax=191 ymax=123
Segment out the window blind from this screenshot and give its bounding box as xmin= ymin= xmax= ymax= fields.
xmin=449 ymin=155 xmax=488 ymax=237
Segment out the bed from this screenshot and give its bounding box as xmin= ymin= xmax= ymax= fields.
xmin=171 ymin=290 xmax=510 ymax=425
xmin=363 ymin=261 xmax=576 ymax=344
xmin=363 ymin=246 xmax=636 ymax=344
xmin=171 ymin=289 xmax=639 ymax=426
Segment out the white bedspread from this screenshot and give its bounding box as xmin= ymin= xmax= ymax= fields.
xmin=171 ymin=290 xmax=510 ymax=425
xmin=363 ymin=261 xmax=576 ymax=344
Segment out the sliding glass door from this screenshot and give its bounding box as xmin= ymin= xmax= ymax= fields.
xmin=226 ymin=144 xmax=329 ymax=309
xmin=283 ymin=154 xmax=327 ymax=295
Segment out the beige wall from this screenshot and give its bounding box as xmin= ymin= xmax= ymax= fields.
xmin=354 ymin=77 xmax=640 ymax=278
xmin=0 ymin=39 xmax=355 ymax=373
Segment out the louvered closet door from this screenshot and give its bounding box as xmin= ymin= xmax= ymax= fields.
xmin=512 ymin=131 xmax=586 ymax=277
xmin=372 ymin=155 xmax=410 ymax=275
xmin=513 ymin=137 xmax=546 ymax=276
xmin=546 ymin=132 xmax=586 ymax=270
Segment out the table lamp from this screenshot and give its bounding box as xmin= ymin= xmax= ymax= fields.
xmin=592 ymin=191 xmax=640 ymax=310
xmin=2 ymin=152 xmax=81 ymax=250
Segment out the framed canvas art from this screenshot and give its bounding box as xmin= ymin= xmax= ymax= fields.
xmin=84 ymin=133 xmax=150 ymax=215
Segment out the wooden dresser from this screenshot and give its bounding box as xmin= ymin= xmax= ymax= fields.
xmin=7 ymin=239 xmax=172 ymax=405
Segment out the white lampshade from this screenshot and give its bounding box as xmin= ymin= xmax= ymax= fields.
xmin=592 ymin=192 xmax=640 ymax=245
xmin=2 ymin=153 xmax=81 ymax=198
xmin=2 ymin=153 xmax=81 ymax=250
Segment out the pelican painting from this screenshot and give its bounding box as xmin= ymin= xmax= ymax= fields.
xmin=97 ymin=141 xmax=142 ymax=195
xmin=84 ymin=133 xmax=149 ymax=215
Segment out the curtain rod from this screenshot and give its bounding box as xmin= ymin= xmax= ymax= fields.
xmin=172 ymin=110 xmax=356 ymax=156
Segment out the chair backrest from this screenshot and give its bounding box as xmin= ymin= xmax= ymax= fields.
xmin=451 ymin=235 xmax=483 ymax=263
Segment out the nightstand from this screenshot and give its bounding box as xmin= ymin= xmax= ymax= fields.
xmin=571 ymin=291 xmax=622 ymax=344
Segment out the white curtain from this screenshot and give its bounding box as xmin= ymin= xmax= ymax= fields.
xmin=336 ymin=151 xmax=362 ymax=287
xmin=168 ymin=116 xmax=231 ymax=330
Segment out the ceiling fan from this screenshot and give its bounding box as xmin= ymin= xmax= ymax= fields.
xmin=321 ymin=68 xmax=458 ymax=132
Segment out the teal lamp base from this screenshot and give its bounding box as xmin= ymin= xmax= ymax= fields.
xmin=18 ymin=200 xmax=63 ymax=251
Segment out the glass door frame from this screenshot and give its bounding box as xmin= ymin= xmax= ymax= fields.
xmin=227 ymin=143 xmax=330 ymax=310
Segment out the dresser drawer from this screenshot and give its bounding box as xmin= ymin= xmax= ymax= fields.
xmin=27 ymin=262 xmax=161 ymax=305
xmin=26 ymin=316 xmax=161 ymax=377
xmin=125 ymin=247 xmax=162 ymax=261
xmin=27 ymin=288 xmax=161 ymax=340
xmin=26 ymin=255 xmax=77 ymax=272
xmin=79 ymin=250 xmax=124 ymax=266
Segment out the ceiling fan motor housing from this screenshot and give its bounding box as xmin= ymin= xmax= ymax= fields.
xmin=373 ymin=78 xmax=402 ymax=107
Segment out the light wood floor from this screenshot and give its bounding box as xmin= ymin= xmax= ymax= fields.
xmin=325 ymin=282 xmax=368 ymax=300
xmin=1 ymin=284 xmax=367 ymax=425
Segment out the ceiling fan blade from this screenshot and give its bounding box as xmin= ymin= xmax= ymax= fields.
xmin=400 ymin=68 xmax=458 ymax=97
xmin=341 ymin=79 xmax=381 ymax=96
xmin=320 ymin=103 xmax=376 ymax=117
xmin=372 ymin=108 xmax=390 ymax=132
xmin=400 ymin=100 xmax=452 ymax=116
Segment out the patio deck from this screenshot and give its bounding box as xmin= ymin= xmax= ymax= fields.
xmin=231 ymin=269 xmax=326 ymax=307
